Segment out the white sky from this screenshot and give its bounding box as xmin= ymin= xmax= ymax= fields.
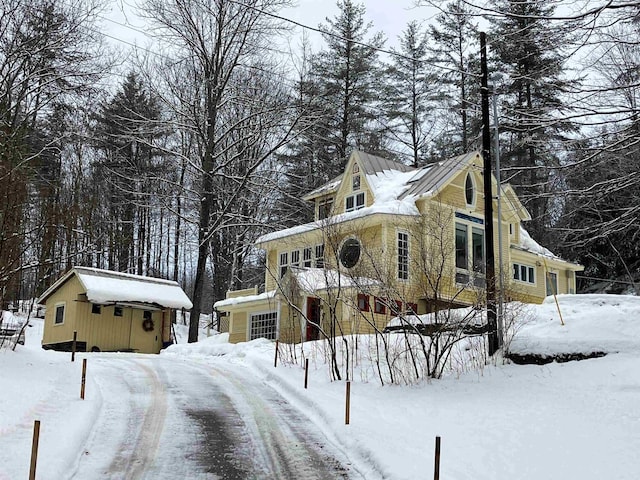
xmin=102 ymin=0 xmax=440 ymax=55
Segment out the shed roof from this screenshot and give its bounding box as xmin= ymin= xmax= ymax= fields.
xmin=38 ymin=267 xmax=193 ymax=310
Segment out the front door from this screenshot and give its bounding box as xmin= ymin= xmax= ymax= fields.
xmin=306 ymin=297 xmax=321 ymax=342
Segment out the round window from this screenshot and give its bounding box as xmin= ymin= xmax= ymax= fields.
xmin=339 ymin=238 xmax=361 ymax=268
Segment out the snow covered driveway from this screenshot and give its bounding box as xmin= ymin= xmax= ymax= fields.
xmin=68 ymin=354 xmax=357 ymax=479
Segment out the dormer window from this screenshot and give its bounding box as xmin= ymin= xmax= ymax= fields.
xmin=345 ymin=192 xmax=365 ymax=212
xmin=318 ymin=197 xmax=334 ymax=220
xmin=465 ymin=172 xmax=475 ymax=206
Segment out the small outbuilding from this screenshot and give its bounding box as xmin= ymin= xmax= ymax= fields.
xmin=38 ymin=267 xmax=193 ymax=354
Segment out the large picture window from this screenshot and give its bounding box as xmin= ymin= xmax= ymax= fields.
xmin=250 ymin=312 xmax=278 ymax=340
xmin=455 ymin=223 xmax=468 ymax=270
xmin=455 ymin=222 xmax=485 ymax=283
xmin=397 ymin=231 xmax=409 ymax=280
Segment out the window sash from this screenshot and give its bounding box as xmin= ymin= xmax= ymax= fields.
xmin=303 ymin=247 xmax=313 ymax=267
xmin=250 ymin=312 xmax=278 ymax=340
xmin=291 ymin=250 xmax=300 ymax=267
xmin=513 ymin=263 xmax=535 ymax=284
xmin=55 ymin=305 xmax=64 ymax=324
xmin=279 ymin=252 xmax=289 ymax=278
xmin=455 ymin=223 xmax=468 ymax=270
xmin=315 ymin=244 xmax=324 ymax=268
xmin=397 ymin=231 xmax=409 ymax=280
xmin=472 ymin=227 xmax=484 ymax=273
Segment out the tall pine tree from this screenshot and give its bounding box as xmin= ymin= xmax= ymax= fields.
xmin=311 ymin=0 xmax=386 ymax=177
xmin=382 ymin=21 xmax=438 ymax=167
xmin=488 ymin=0 xmax=577 ymax=243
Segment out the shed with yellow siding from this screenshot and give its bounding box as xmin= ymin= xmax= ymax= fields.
xmin=38 ymin=267 xmax=193 ymax=354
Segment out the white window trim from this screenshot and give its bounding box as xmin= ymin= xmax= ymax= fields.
xmin=513 ymin=262 xmax=536 ymax=285
xmin=54 ymin=302 xmax=66 ymax=325
xmin=247 ymin=310 xmax=279 ymax=341
xmin=546 ymin=270 xmax=559 ymax=296
xmin=397 ymin=229 xmax=410 ymax=282
xmin=291 ymin=249 xmax=300 ymax=268
xmin=454 ymin=219 xmax=485 ymax=284
xmin=314 ymin=244 xmax=325 ymax=268
xmin=278 ymin=251 xmax=289 ymax=278
xmin=464 ymin=171 xmax=477 ymax=208
xmin=345 ymin=192 xmax=365 ymax=212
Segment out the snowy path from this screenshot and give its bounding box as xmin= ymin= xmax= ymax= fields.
xmin=67 ymin=354 xmax=360 ymax=479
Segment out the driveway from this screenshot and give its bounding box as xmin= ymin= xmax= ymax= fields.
xmin=67 ymin=355 xmax=361 ymax=479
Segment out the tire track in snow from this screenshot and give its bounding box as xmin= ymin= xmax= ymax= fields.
xmin=105 ymin=358 xmax=167 ymax=479
xmin=203 ymin=363 xmax=357 ymax=479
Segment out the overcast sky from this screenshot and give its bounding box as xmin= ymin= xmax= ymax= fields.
xmin=103 ymin=0 xmax=440 ymax=55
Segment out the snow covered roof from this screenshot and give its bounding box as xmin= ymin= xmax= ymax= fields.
xmin=38 ymin=267 xmax=193 ymax=310
xmin=290 ymin=267 xmax=380 ymax=292
xmin=214 ymin=290 xmax=276 ymax=309
xmin=255 ymin=205 xmax=417 ymax=244
xmin=517 ymin=226 xmax=559 ymax=259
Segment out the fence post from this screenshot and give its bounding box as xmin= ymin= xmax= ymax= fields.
xmin=434 ymin=436 xmax=441 ymax=480
xmin=304 ymin=358 xmax=309 ymax=389
xmin=80 ymin=358 xmax=87 ymax=399
xmin=274 ymin=340 xmax=279 ymax=368
xmin=71 ymin=330 xmax=77 ymax=362
xmin=29 ymin=420 xmax=40 ymax=480
xmin=345 ymin=381 xmax=351 ymax=425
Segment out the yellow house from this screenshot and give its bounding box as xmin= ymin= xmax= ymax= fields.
xmin=215 ymin=151 xmax=583 ymax=344
xmin=38 ymin=267 xmax=193 ymax=353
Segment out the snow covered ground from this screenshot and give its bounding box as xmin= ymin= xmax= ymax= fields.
xmin=1 ymin=294 xmax=639 ymax=479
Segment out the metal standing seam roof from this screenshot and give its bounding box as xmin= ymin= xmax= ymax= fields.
xmin=355 ymin=151 xmax=414 ymax=176
xmin=399 ymin=151 xmax=480 ymax=200
xmin=302 ymin=150 xmax=479 ymax=202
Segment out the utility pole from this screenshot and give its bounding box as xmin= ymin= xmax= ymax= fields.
xmin=480 ymin=32 xmax=499 ymax=356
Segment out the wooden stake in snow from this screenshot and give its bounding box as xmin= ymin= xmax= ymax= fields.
xmin=274 ymin=340 xmax=279 ymax=368
xmin=80 ymin=358 xmax=87 ymax=399
xmin=434 ymin=436 xmax=441 ymax=480
xmin=29 ymin=420 xmax=40 ymax=480
xmin=304 ymin=358 xmax=309 ymax=389
xmin=345 ymin=381 xmax=351 ymax=425
xmin=71 ymin=330 xmax=77 ymax=362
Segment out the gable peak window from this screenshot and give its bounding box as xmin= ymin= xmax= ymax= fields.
xmin=465 ymin=172 xmax=475 ymax=206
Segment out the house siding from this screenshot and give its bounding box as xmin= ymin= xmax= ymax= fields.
xmin=218 ymin=151 xmax=583 ymax=344
xmin=42 ymin=274 xmax=168 ymax=353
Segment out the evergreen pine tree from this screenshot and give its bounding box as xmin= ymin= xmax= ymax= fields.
xmin=429 ymin=0 xmax=480 ymax=157
xmin=382 ymin=21 xmax=438 ymax=167
xmin=488 ymin=0 xmax=577 ymax=243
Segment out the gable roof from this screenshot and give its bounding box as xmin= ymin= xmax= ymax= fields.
xmin=38 ymin=267 xmax=193 ymax=310
xmin=399 ymin=151 xmax=480 ymax=199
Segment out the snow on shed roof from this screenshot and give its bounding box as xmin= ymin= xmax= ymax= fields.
xmin=38 ymin=267 xmax=193 ymax=310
